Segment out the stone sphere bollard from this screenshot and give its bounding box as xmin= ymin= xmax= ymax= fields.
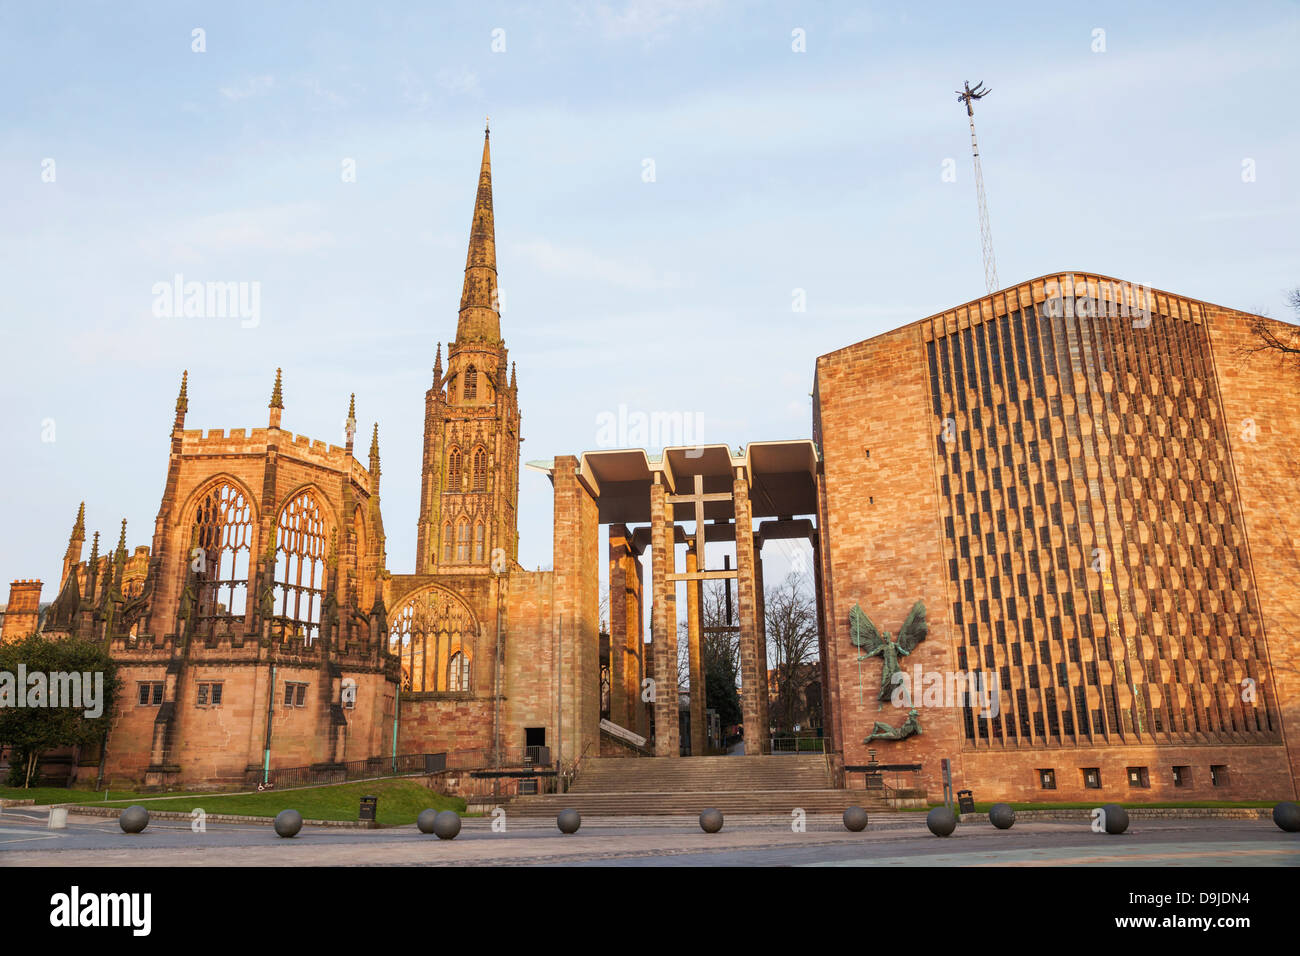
xmin=926 ymin=806 xmax=957 ymax=837
xmin=1101 ymin=803 xmax=1129 ymax=835
xmin=119 ymin=805 xmax=150 ymax=834
xmin=842 ymin=806 xmax=869 ymax=832
xmin=274 ymin=809 xmax=303 ymax=838
xmin=432 ymin=810 xmax=462 ymax=840
xmin=416 ymin=809 xmax=439 ymax=834
xmin=699 ymin=808 xmax=724 ymax=833
xmin=1272 ymin=801 xmax=1300 ymax=833
xmin=556 ymin=808 xmax=581 ymax=834
xmin=989 ymin=803 xmax=1016 ymax=830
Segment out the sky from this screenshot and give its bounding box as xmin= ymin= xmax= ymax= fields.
xmin=1 ymin=0 xmax=1297 ymax=603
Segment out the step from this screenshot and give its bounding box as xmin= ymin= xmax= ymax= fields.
xmin=506 ymin=789 xmax=888 ymax=817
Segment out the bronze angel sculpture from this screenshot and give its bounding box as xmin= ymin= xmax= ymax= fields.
xmin=849 ymin=600 xmax=928 ymax=708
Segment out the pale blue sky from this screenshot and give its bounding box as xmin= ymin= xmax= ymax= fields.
xmin=2 ymin=1 xmax=1297 ymax=597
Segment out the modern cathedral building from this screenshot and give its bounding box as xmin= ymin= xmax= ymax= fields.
xmin=4 ymin=128 xmax=1298 ymax=803
xmin=815 ymin=276 xmax=1300 ymax=800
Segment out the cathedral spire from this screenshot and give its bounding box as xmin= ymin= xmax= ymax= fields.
xmin=369 ymin=423 xmax=381 ymax=476
xmin=70 ymin=501 xmax=86 ymax=544
xmin=174 ymin=370 xmax=189 ymax=430
xmin=456 ymin=126 xmax=500 ymax=345
xmin=85 ymin=531 xmax=100 ymax=605
xmin=269 ymin=368 xmax=284 ymax=428
xmin=345 ymin=393 xmax=357 ymax=452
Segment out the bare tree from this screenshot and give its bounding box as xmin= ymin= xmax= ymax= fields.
xmin=765 ymin=571 xmax=819 ymax=734
xmin=1242 ymin=287 xmax=1300 ymax=368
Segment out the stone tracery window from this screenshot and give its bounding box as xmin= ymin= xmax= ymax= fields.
xmin=473 ymin=521 xmax=485 ymax=563
xmin=472 ymin=446 xmax=488 ymax=492
xmin=388 ymin=588 xmax=476 ymax=693
xmin=456 ymin=517 xmax=470 ymax=562
xmin=447 ymin=447 xmax=462 ymax=489
xmin=273 ymin=489 xmax=327 ymax=644
xmin=191 ymin=481 xmax=254 ymax=633
xmin=441 ymin=520 xmax=453 ymax=563
xmin=463 ymin=365 xmax=478 ymax=401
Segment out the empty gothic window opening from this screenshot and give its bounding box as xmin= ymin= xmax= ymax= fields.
xmin=190 ymin=481 xmax=254 ymax=635
xmin=441 ymin=521 xmax=453 ymax=563
xmin=449 ymin=650 xmax=471 ymax=691
xmin=388 ymin=589 xmax=477 ymax=693
xmin=473 ymin=521 xmax=485 ymax=563
xmin=273 ymin=490 xmax=327 ymax=645
xmin=463 ymin=365 xmax=478 ymax=401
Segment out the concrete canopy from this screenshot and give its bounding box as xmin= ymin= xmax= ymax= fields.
xmin=530 ymin=440 xmax=820 ymax=526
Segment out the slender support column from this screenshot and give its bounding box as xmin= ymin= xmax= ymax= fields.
xmin=608 ymin=526 xmax=629 ymax=729
xmin=753 ymin=539 xmax=770 ymax=740
xmin=686 ymin=545 xmax=706 ymax=756
xmin=732 ymin=470 xmax=763 ymax=754
xmin=650 ymin=478 xmax=679 ymax=756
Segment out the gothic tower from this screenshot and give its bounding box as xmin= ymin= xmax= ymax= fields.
xmin=415 ymin=123 xmax=521 ymax=574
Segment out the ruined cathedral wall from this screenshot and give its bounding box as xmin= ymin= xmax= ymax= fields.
xmin=501 ymin=569 xmax=555 ymax=755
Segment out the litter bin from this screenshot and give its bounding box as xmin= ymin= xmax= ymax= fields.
xmin=957 ymin=789 xmax=975 ymax=814
xmin=359 ymin=795 xmax=378 ymax=823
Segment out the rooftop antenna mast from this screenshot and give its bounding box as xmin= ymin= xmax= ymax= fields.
xmin=956 ymin=80 xmax=998 ymax=293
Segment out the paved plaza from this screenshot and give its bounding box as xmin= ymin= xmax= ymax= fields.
xmin=0 ymin=807 xmax=1295 ymax=867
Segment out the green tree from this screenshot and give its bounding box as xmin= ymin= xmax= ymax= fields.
xmin=0 ymin=634 xmax=121 ymax=788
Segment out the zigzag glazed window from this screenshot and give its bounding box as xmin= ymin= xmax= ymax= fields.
xmin=925 ymin=295 xmax=1275 ymax=750
xmin=273 ymin=490 xmax=327 ymax=645
xmin=191 ymin=482 xmax=253 ymax=635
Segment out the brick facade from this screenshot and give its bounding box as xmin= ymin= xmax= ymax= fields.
xmin=815 ymin=273 xmax=1300 ymax=802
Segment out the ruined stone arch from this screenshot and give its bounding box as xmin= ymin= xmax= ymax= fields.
xmin=271 ymin=485 xmax=335 ymax=645
xmin=387 ymin=584 xmax=480 ymax=693
xmin=180 ymin=476 xmax=258 ymax=633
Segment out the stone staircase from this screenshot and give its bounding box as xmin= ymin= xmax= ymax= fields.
xmin=507 ymin=754 xmax=889 ymax=816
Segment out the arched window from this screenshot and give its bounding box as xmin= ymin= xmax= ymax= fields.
xmin=447 ymin=447 xmax=462 ymax=490
xmin=472 ymin=446 xmax=488 ymax=493
xmin=463 ymin=365 xmax=478 ymax=401
xmin=273 ymin=490 xmax=327 ymax=645
xmin=449 ymin=650 xmax=471 ymax=692
xmin=388 ymin=588 xmax=477 ymax=693
xmin=473 ymin=521 xmax=485 ymax=563
xmin=191 ymin=482 xmax=254 ymax=635
xmin=441 ymin=520 xmax=453 ymax=563
xmin=455 ymin=518 xmax=470 ymax=563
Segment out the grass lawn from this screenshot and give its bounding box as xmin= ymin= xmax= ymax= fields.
xmin=1 ymin=786 xmax=168 ymax=806
xmin=3 ymin=778 xmax=468 ymax=826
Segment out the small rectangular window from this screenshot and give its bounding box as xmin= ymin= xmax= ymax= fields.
xmin=1082 ymin=767 xmax=1102 ymax=789
xmin=138 ymin=681 xmax=164 ymax=706
xmin=1172 ymin=765 xmax=1189 ymax=787
xmin=1127 ymin=766 xmax=1149 ymax=788
xmin=1210 ymin=764 xmax=1229 ymax=787
xmin=284 ymin=682 xmax=309 ymax=708
xmin=196 ymin=681 xmax=223 ymax=707
xmin=1038 ymin=768 xmax=1056 ymax=790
